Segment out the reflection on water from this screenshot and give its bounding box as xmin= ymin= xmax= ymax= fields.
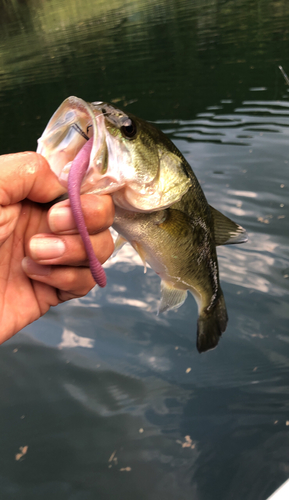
xmin=58 ymin=328 xmax=95 ymax=349
xmin=1 ymin=0 xmax=289 ymax=499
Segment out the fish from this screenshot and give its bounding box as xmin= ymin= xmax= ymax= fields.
xmin=37 ymin=96 xmax=248 ymax=353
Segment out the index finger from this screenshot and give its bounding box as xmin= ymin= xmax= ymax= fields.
xmin=0 ymin=152 xmax=65 ymax=205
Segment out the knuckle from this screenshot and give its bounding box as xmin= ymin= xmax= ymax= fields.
xmin=82 ymin=194 xmax=115 ymax=231
xmin=60 ymin=268 xmax=79 ymax=290
xmin=62 ymin=268 xmax=95 ymax=294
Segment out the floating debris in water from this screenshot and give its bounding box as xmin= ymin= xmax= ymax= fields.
xmin=176 ymin=435 xmax=196 ymax=449
xmin=108 ymin=449 xmax=118 ymax=467
xmin=258 ymin=217 xmax=270 ymax=224
xmin=15 ymin=445 xmax=28 ymax=461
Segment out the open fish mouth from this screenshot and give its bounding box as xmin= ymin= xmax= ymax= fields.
xmin=37 ymin=96 xmax=128 ymax=196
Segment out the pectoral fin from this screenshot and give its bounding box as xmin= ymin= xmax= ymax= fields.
xmin=131 ymin=241 xmax=147 ymax=273
xmin=158 ymin=281 xmax=187 ymax=314
xmin=113 ymin=234 xmax=128 ymax=256
xmin=210 ymin=206 xmax=248 ymax=245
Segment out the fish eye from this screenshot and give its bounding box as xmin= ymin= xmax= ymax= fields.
xmin=121 ymin=119 xmax=137 ymax=139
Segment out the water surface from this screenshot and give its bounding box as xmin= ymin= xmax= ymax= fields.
xmin=0 ymin=1 xmax=289 ymax=499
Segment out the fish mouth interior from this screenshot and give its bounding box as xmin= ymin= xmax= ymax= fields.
xmin=37 ymin=96 xmax=102 ymax=181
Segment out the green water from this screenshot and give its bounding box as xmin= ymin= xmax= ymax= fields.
xmin=0 ymin=1 xmax=289 ymax=499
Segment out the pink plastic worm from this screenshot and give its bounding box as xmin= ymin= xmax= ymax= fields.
xmin=68 ymin=137 xmax=107 ymax=287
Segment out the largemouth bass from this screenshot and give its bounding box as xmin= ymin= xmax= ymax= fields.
xmin=37 ymin=96 xmax=248 ymax=352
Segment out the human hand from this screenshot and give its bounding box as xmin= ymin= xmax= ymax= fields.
xmin=0 ymin=152 xmax=114 ymax=343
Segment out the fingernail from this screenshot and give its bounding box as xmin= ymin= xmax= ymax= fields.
xmin=49 ymin=207 xmax=76 ymax=233
xmin=29 ymin=236 xmax=66 ymax=260
xmin=22 ymin=257 xmax=51 ymax=276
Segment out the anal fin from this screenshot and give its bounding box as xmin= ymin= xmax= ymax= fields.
xmin=158 ymin=281 xmax=187 ymax=314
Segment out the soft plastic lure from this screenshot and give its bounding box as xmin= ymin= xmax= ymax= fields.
xmin=67 ymin=137 xmax=107 ymax=287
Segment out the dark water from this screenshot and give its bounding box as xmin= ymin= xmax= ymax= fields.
xmin=0 ymin=1 xmax=289 ymax=499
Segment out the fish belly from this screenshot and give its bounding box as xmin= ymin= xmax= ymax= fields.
xmin=113 ymin=205 xmax=228 ymax=352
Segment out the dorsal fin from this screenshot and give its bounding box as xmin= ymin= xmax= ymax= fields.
xmin=210 ymin=206 xmax=248 ymax=246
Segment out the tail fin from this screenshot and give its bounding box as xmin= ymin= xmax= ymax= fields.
xmin=196 ymin=293 xmax=228 ymax=353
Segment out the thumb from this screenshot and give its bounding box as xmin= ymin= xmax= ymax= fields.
xmin=0 ymin=152 xmax=65 ymax=206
